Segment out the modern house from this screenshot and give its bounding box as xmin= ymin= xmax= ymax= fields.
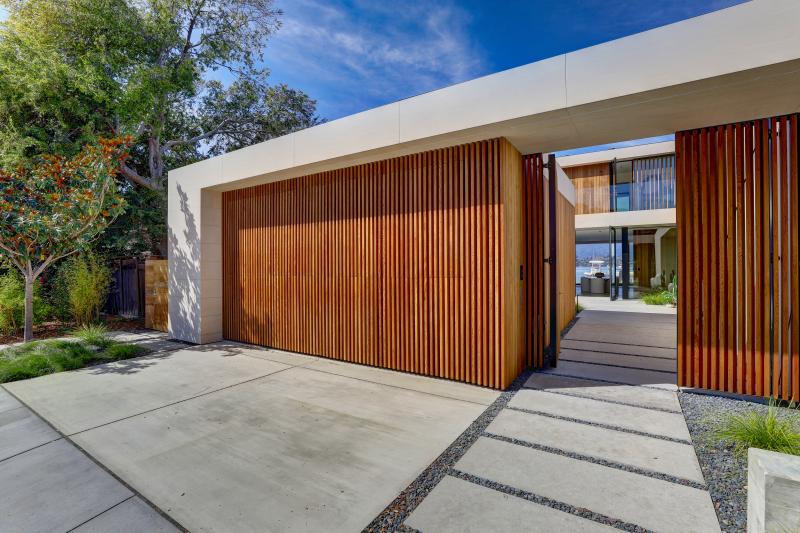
xmin=168 ymin=0 xmax=800 ymax=399
xmin=559 ymin=141 xmax=677 ymax=300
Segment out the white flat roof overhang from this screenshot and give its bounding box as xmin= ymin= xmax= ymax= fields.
xmin=170 ymin=0 xmax=800 ymax=192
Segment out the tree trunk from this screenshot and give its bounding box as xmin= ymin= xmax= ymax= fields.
xmin=23 ymin=275 xmax=34 ymax=342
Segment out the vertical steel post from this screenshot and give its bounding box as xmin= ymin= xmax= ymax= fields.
xmin=547 ymin=154 xmax=558 ymax=367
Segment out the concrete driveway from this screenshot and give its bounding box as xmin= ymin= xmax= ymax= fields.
xmin=4 ymin=342 xmax=497 ymax=532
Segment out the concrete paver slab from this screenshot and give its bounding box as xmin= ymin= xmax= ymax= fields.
xmin=306 ymin=358 xmax=500 ymax=406
xmin=73 ymin=497 xmax=179 ymax=533
xmin=405 ymin=474 xmax=617 ymax=533
xmin=559 ymin=348 xmax=677 ymax=372
xmin=5 ymin=348 xmax=290 ymax=434
xmin=70 ymin=365 xmax=487 ymax=533
xmin=524 ymin=373 xmax=681 ymax=411
xmin=543 ymin=360 xmax=678 ymax=389
xmin=486 ymin=409 xmax=704 ymax=482
xmin=509 ymin=389 xmax=690 ymax=441
xmin=561 ymin=339 xmax=676 ymax=359
xmin=0 ymin=440 xmax=132 ymax=533
xmin=456 ymin=437 xmax=720 ymax=533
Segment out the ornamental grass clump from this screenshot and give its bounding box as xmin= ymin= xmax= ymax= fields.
xmin=714 ymin=402 xmax=800 ymax=456
xmin=73 ymin=323 xmax=111 ymax=348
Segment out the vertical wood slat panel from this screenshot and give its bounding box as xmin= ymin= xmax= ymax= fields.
xmin=222 ymin=138 xmax=530 ymax=389
xmin=676 ymin=113 xmax=800 ymax=399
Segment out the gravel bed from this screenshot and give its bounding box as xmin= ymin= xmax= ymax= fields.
xmin=679 ymin=392 xmax=777 ymax=533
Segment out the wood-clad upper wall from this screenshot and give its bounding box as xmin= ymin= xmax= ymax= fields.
xmin=222 ymin=138 xmax=531 ymax=389
xmin=677 ymin=114 xmax=799 ymax=401
xmin=564 ymin=163 xmax=610 ymax=215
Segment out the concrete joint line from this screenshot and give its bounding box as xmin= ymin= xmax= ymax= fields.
xmin=0 ymin=435 xmax=64 ymax=465
xmin=448 ymin=469 xmax=652 ymax=533
xmin=564 ymin=337 xmax=675 ymax=350
xmin=300 ymin=364 xmax=493 ymax=408
xmin=520 ymin=385 xmax=682 ymax=414
xmin=557 ymin=358 xmax=677 ymax=375
xmin=67 ymin=362 xmax=309 ymax=438
xmin=64 ymin=495 xmax=136 ymax=533
xmin=1 ymin=387 xmax=189 ymax=533
xmin=503 ymin=405 xmax=691 ymax=444
xmin=482 ymin=432 xmax=706 ymax=491
xmin=560 ymin=345 xmax=677 ymax=361
xmin=541 ymin=371 xmax=676 ymax=392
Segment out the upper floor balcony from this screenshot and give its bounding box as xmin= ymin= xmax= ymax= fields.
xmin=563 ymin=153 xmax=676 ymax=215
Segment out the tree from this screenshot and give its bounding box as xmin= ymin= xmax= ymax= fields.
xmin=0 ymin=138 xmax=128 ymax=341
xmin=0 ymin=0 xmax=322 ymax=193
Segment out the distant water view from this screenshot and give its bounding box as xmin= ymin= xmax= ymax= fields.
xmin=575 ymin=266 xmax=610 ymax=284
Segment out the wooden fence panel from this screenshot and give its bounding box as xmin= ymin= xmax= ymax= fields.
xmin=223 ymin=138 xmax=533 ymax=389
xmin=144 ymin=259 xmax=168 ymax=332
xmin=677 ymin=114 xmax=799 ymax=400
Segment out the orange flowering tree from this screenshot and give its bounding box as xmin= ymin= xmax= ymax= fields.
xmin=0 ymin=138 xmax=130 ymax=341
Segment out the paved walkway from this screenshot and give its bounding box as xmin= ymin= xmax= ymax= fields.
xmin=2 ymin=336 xmax=497 ymax=533
xmin=401 ymin=309 xmax=721 ymax=532
xmin=0 ymin=331 xmax=184 ymax=533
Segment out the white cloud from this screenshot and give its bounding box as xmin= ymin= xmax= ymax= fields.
xmin=266 ymin=0 xmax=485 ymax=118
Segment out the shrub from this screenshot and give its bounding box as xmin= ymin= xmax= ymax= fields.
xmin=73 ymin=323 xmax=111 ymax=347
xmin=642 ymin=289 xmax=675 ymax=306
xmin=714 ymin=402 xmax=800 ymax=456
xmin=0 ymin=337 xmax=146 ymax=383
xmin=105 ymin=343 xmax=145 ymax=360
xmin=53 ymin=253 xmax=111 ymax=326
xmin=0 ymin=271 xmax=48 ymax=334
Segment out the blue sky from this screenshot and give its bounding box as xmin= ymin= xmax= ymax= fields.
xmin=0 ymin=1 xmax=745 ymax=153
xmin=265 ymin=0 xmax=744 ymax=122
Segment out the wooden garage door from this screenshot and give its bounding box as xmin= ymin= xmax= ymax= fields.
xmin=222 ymin=138 xmax=534 ymax=389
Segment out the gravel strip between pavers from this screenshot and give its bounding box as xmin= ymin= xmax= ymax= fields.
xmin=483 ymin=432 xmax=707 ymax=490
xmin=449 ymin=469 xmax=651 ymax=533
xmin=504 ymin=405 xmax=692 ymax=444
xmin=521 ymin=385 xmax=683 ymax=414
xmin=362 ymin=368 xmax=532 ymax=532
xmin=679 ymin=392 xmax=779 ymax=533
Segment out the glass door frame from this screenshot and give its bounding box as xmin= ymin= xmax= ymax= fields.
xmin=609 ymin=226 xmax=618 ymax=301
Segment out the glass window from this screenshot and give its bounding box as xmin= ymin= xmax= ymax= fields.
xmin=613 ymin=161 xmax=632 ymax=212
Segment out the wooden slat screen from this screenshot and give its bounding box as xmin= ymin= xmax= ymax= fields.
xmin=676 ymin=114 xmax=799 ymax=400
xmin=222 ymin=138 xmax=532 ymax=389
xmin=523 ymin=155 xmax=545 ymax=367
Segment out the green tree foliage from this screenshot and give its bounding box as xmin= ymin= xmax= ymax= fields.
xmin=0 ymin=0 xmax=322 ymax=256
xmin=0 ymin=0 xmax=321 ymax=186
xmin=0 ymin=138 xmax=127 ymax=341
